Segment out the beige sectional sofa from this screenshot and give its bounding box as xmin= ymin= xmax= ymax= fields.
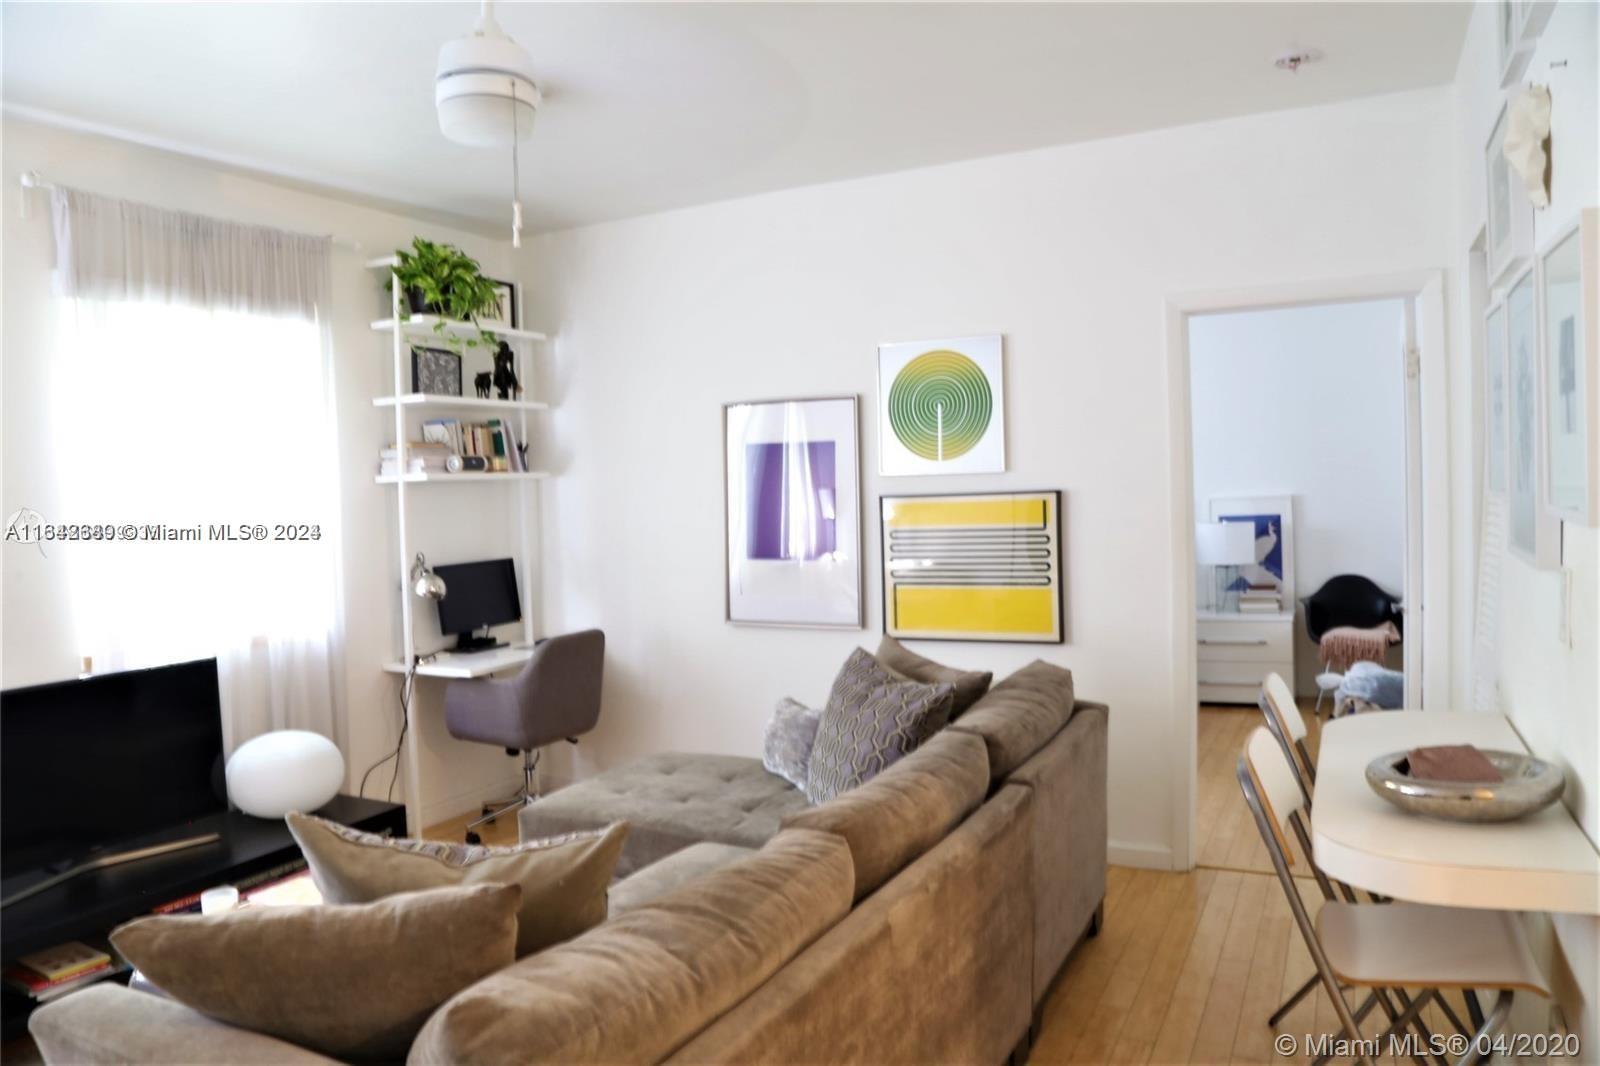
xmin=30 ymin=660 xmax=1106 ymax=1065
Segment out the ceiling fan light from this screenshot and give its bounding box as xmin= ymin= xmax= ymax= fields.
xmin=436 ymin=82 xmax=538 ymax=147
xmin=435 ymin=23 xmax=541 ymax=147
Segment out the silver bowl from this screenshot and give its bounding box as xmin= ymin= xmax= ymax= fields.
xmin=1364 ymin=749 xmax=1565 ymax=823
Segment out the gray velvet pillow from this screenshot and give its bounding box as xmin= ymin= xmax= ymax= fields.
xmin=805 ymin=648 xmax=955 ymax=804
xmin=762 ymin=697 xmax=821 ymax=789
xmin=110 ymin=883 xmax=520 ymax=1062
xmin=876 ymin=635 xmax=993 ymax=719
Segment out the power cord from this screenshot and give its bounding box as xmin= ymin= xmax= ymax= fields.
xmin=358 ymin=656 xmax=418 ymax=801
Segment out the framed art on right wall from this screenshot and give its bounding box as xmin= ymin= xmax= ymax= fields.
xmin=1539 ymin=210 xmax=1598 ymax=525
xmin=1496 ymin=0 xmax=1534 ymax=87
xmin=1485 ymin=103 xmax=1534 ymax=289
xmin=1506 ymin=265 xmax=1561 ymax=567
xmin=1485 ymin=300 xmax=1509 ymax=494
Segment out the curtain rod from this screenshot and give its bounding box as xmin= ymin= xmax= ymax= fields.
xmin=17 ymin=171 xmax=364 ymax=252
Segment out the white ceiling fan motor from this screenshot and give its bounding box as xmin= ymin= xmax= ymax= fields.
xmin=436 ymin=0 xmax=541 ymax=148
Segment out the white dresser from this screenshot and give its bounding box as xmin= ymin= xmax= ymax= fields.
xmin=1196 ymin=610 xmax=1295 ymax=704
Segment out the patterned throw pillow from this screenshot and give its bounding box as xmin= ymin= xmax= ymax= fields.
xmin=805 ymin=649 xmax=956 ymax=804
xmin=763 ymin=697 xmax=822 ymax=789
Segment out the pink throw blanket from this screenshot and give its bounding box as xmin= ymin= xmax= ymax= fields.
xmin=1319 ymin=621 xmax=1400 ymax=673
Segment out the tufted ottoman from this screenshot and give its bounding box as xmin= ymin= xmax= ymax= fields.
xmin=517 ymin=753 xmax=809 ymax=877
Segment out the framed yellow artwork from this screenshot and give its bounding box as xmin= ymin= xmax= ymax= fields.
xmin=880 ymin=491 xmax=1062 ymax=643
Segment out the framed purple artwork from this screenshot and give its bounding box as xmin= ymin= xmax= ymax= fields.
xmin=724 ymin=396 xmax=862 ymax=627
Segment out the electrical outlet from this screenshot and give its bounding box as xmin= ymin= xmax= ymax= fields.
xmin=1557 ymin=567 xmax=1572 ymax=647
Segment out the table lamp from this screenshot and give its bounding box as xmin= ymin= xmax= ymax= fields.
xmin=1195 ymin=521 xmax=1255 ymax=612
xmin=410 ymin=552 xmax=447 ymax=601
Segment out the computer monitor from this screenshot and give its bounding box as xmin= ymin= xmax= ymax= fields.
xmin=434 ymin=558 xmax=521 ymax=651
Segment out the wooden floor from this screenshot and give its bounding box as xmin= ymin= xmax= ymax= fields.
xmin=423 ymin=805 xmax=519 ymax=846
xmin=1195 ymin=701 xmax=1321 ymax=875
xmin=1031 ymin=701 xmax=1470 ymax=1064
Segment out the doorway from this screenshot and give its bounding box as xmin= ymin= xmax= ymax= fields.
xmin=1164 ymin=271 xmax=1448 ymax=871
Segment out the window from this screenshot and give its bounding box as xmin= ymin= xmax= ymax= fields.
xmin=51 ymin=297 xmax=342 ymax=746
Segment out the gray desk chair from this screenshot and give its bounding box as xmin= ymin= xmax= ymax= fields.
xmin=444 ymin=629 xmax=605 ymax=844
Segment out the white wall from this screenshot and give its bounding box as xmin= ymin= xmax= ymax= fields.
xmin=1189 ymin=299 xmax=1408 ymax=692
xmin=0 ymin=118 xmax=531 ymax=827
xmin=1448 ymin=0 xmax=1599 ymax=1048
xmin=522 ymin=86 xmax=1456 ymax=867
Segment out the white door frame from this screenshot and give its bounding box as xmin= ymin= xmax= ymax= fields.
xmin=1164 ymin=269 xmax=1450 ymax=870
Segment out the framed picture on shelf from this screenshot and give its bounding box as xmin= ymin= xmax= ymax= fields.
xmin=1538 ymin=210 xmax=1597 ymax=525
xmin=410 ymin=346 xmax=462 ymax=396
xmin=880 ymin=491 xmax=1063 ymax=644
xmin=1485 ymin=104 xmax=1533 ymax=287
xmin=1505 ymin=266 xmax=1560 ymax=565
xmin=1485 ymin=300 xmax=1510 ymax=494
xmin=877 ymin=334 xmax=1005 ymax=476
xmin=1208 ymin=495 xmax=1294 ymax=608
xmin=724 ymin=395 xmax=862 ymax=628
xmin=480 ymin=278 xmax=518 ymax=331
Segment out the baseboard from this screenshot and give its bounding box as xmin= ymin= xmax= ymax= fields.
xmin=419 ymin=774 xmax=524 ymax=831
xmin=1108 ymin=840 xmax=1175 ymax=870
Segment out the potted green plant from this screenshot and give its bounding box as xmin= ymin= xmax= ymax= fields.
xmin=387 ymin=237 xmax=502 ymax=348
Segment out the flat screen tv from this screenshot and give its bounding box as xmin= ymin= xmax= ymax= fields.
xmin=1 ymin=658 xmax=227 ymax=874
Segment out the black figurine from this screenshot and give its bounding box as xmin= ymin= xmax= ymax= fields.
xmin=473 ymin=371 xmax=492 ymax=399
xmin=491 ymin=341 xmax=521 ymax=400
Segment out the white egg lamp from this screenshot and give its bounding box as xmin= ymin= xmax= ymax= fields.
xmin=225 ymin=730 xmax=345 ymax=819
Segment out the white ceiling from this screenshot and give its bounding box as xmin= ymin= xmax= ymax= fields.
xmin=3 ymin=2 xmax=1471 ymax=234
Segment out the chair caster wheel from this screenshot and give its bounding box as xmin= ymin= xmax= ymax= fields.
xmin=465 ymin=831 xmax=482 ymax=845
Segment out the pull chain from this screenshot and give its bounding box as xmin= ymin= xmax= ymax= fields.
xmin=510 ymin=77 xmax=523 ymax=248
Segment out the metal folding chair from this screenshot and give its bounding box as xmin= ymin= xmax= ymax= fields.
xmin=1260 ymin=671 xmax=1315 ymax=803
xmin=1237 ymin=727 xmax=1548 ymax=1066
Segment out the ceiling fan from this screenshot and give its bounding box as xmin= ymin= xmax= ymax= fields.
xmin=435 ymin=0 xmax=541 ymax=245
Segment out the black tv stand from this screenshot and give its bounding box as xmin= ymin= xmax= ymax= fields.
xmin=0 ymin=794 xmax=403 ymax=1039
xmin=0 ymin=832 xmax=222 ymax=910
xmin=453 ymin=632 xmax=506 ymax=653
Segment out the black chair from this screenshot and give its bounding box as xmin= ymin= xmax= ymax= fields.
xmin=1302 ymin=574 xmax=1403 ymax=644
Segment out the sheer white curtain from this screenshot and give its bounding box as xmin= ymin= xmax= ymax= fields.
xmin=48 ymin=187 xmax=344 ymax=754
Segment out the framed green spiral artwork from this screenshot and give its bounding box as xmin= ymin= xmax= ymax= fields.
xmin=877 ymin=335 xmax=1005 ymax=476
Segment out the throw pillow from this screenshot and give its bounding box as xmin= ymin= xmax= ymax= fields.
xmin=805 ymin=648 xmax=955 ymax=804
xmin=287 ymin=813 xmax=626 ymax=957
xmin=762 ymin=696 xmax=821 ymax=789
xmin=110 ymin=883 xmax=520 ymax=1062
xmin=875 ymin=635 xmax=993 ymax=719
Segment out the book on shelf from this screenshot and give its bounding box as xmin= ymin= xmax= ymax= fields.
xmin=379 ymin=459 xmax=449 ymax=478
xmin=15 ymin=942 xmax=110 ymax=983
xmin=243 ymin=868 xmax=322 ymax=908
xmin=379 ymin=439 xmax=455 ymax=477
xmin=3 ymin=959 xmax=119 ymax=1002
xmin=151 ymin=860 xmax=309 ymax=917
xmin=1238 ymin=602 xmax=1280 ymax=613
xmin=5 ymin=941 xmax=123 ymax=1002
xmin=404 ymin=418 xmax=529 ymax=474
